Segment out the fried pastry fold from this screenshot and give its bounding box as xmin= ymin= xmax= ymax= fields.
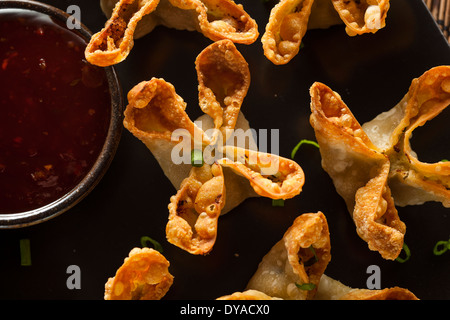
xmin=104 ymin=247 xmax=174 ymax=300
xmin=123 ymin=40 xmax=305 ymax=255
xmin=362 ymin=65 xmax=450 ymax=207
xmin=315 ymin=274 xmax=419 ymax=300
xmin=331 ymin=0 xmax=390 ymax=36
xmin=86 ymin=0 xmax=160 ymax=66
xmin=246 ymin=212 xmax=331 ymax=300
xmin=218 ymin=146 xmax=305 ymax=200
xmin=262 ymin=0 xmax=390 ymax=65
xmin=167 ymin=163 xmax=225 ymax=254
xmin=86 ymin=0 xmax=258 ymax=66
xmin=218 ymin=285 xmax=418 ymax=300
xmin=223 ymin=212 xmax=418 ymax=300
xmin=196 ymin=39 xmax=251 ymax=136
xmin=309 ymin=66 xmax=450 ymax=260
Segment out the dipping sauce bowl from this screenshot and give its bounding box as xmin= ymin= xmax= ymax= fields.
xmin=0 ymin=1 xmax=123 ymax=228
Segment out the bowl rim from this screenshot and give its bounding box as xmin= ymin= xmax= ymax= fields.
xmin=0 ymin=0 xmax=124 ymax=228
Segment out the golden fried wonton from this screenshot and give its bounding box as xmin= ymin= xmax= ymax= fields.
xmin=104 ymin=247 xmax=174 ymax=300
xmin=86 ymin=0 xmax=258 ymax=66
xmin=123 ymin=40 xmax=305 ymax=255
xmin=262 ymin=0 xmax=390 ymax=65
xmin=309 ymin=66 xmax=450 ymax=260
xmin=219 ymin=211 xmax=417 ymax=300
xmin=246 ymin=212 xmax=331 ymax=300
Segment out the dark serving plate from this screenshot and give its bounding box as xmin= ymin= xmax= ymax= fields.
xmin=0 ymin=0 xmax=449 ymax=301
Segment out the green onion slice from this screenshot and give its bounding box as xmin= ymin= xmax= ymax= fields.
xmin=303 ymin=245 xmax=318 ymax=267
xmin=433 ymin=239 xmax=450 ymax=256
xmin=20 ymin=238 xmax=32 ymax=266
xmin=272 ymin=199 xmax=285 ymax=207
xmin=395 ymin=243 xmax=411 ymax=263
xmin=291 ymin=139 xmax=319 ymax=159
xmin=191 ymin=149 xmax=204 ymax=167
xmin=141 ymin=236 xmax=163 ymax=253
xmin=295 ymin=282 xmax=316 ymax=291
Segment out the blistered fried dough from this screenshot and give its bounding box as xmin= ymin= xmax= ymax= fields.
xmin=124 ymin=40 xmax=305 ymax=255
xmin=262 ymin=0 xmax=390 ymax=65
xmin=261 ymin=0 xmax=315 ymax=65
xmin=309 ymin=82 xmax=406 ymax=260
xmin=353 ymin=161 xmax=406 ymax=259
xmin=124 ymin=78 xmax=210 ymax=144
xmin=315 ymin=274 xmax=418 ymax=300
xmin=362 ymin=66 xmax=450 ymax=207
xmin=246 ymin=212 xmax=331 ymax=300
xmin=92 ymin=0 xmax=258 ymax=66
xmin=167 ymin=163 xmax=225 ymax=255
xmin=196 ymin=39 xmax=250 ymax=136
xmin=217 ymin=289 xmax=282 ymax=300
xmin=193 ymin=0 xmax=259 ymax=44
xmin=331 ymin=0 xmax=390 ymax=36
xmin=218 ymin=146 xmax=305 ymax=200
xmin=104 ymin=248 xmax=174 ymax=300
xmin=86 ymin=0 xmax=160 ymax=66
xmin=229 ymin=213 xmax=416 ymax=300
xmin=310 ymin=66 xmax=450 ymax=259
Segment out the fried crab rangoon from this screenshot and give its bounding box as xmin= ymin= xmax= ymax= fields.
xmin=123 ymin=40 xmax=305 ymax=255
xmin=217 ymin=212 xmax=418 ymax=300
xmin=246 ymin=212 xmax=331 ymax=300
xmin=85 ymin=0 xmax=259 ymax=66
xmin=309 ymin=66 xmax=450 ymax=260
xmin=104 ymin=247 xmax=174 ymax=300
xmin=262 ymin=0 xmax=390 ymax=65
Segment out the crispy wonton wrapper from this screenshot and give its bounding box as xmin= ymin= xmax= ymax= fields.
xmin=262 ymin=0 xmax=390 ymax=65
xmin=218 ymin=145 xmax=305 ymax=200
xmin=220 ymin=211 xmax=417 ymax=300
xmin=104 ymin=247 xmax=174 ymax=300
xmin=314 ymin=274 xmax=419 ymax=300
xmin=219 ymin=280 xmax=418 ymax=300
xmin=86 ymin=0 xmax=258 ymax=66
xmin=309 ymin=66 xmax=450 ymax=260
xmin=166 ymin=163 xmax=225 ymax=254
xmin=246 ymin=212 xmax=331 ymax=300
xmin=124 ymin=40 xmax=304 ymax=255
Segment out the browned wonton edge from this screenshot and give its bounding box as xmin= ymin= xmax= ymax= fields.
xmin=123 ymin=40 xmax=305 ymax=255
xmin=262 ymin=0 xmax=390 ymax=65
xmin=309 ymin=66 xmax=450 ymax=260
xmin=86 ymin=0 xmax=259 ymax=66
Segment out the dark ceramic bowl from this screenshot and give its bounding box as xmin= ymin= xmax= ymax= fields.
xmin=0 ymin=0 xmax=123 ymax=228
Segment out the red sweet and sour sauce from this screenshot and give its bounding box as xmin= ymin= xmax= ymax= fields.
xmin=0 ymin=9 xmax=111 ymax=214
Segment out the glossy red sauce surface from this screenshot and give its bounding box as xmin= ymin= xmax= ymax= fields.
xmin=0 ymin=9 xmax=111 ymax=214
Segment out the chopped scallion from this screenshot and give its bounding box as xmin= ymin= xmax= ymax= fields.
xmin=295 ymin=282 xmax=316 ymax=291
xmin=191 ymin=149 xmax=204 ymax=167
xmin=433 ymin=239 xmax=450 ymax=256
xmin=141 ymin=236 xmax=163 ymax=253
xmin=291 ymin=139 xmax=319 ymax=159
xmin=272 ymin=199 xmax=285 ymax=207
xmin=395 ymin=243 xmax=411 ymax=263
xmin=303 ymin=245 xmax=318 ymax=267
xmin=20 ymin=238 xmax=31 ymax=266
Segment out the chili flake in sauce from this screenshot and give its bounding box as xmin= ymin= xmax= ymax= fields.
xmin=0 ymin=9 xmax=111 ymax=214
